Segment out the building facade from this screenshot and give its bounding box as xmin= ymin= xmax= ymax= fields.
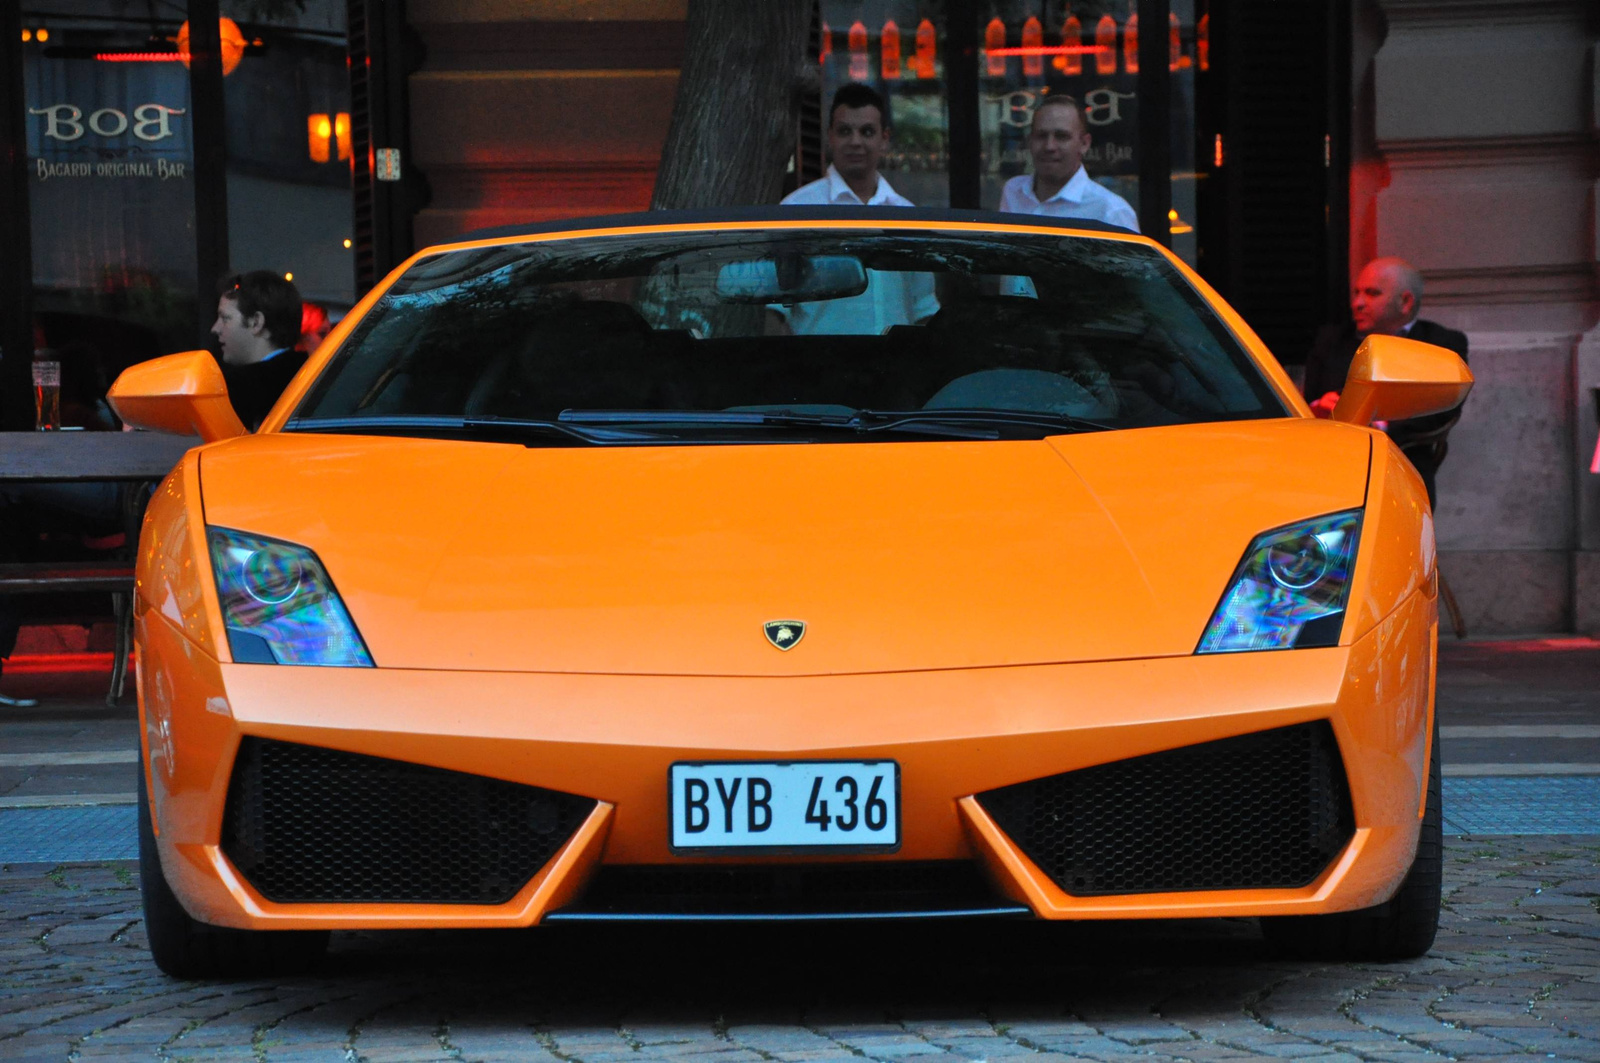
xmin=1355 ymin=0 xmax=1598 ymax=634
xmin=2 ymin=0 xmax=1595 ymax=633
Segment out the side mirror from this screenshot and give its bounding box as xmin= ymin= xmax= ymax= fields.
xmin=107 ymin=351 xmax=246 ymax=442
xmin=1332 ymin=334 xmax=1474 ymax=426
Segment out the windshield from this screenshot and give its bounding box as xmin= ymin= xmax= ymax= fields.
xmin=290 ymin=227 xmax=1285 ymax=444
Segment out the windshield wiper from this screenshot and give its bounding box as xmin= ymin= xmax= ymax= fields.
xmin=851 ymin=407 xmax=1113 ymax=434
xmin=286 ymin=414 xmax=657 ymax=444
xmin=559 ymin=409 xmax=998 ymax=440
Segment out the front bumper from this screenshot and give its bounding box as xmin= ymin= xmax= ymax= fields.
xmin=136 ymin=588 xmax=1436 ymax=930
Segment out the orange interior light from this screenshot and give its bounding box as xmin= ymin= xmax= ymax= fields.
xmin=334 ymin=112 xmax=351 ymax=162
xmin=1056 ymin=15 xmax=1083 ymax=75
xmin=307 ymin=113 xmax=331 ymax=163
xmin=847 ymin=21 xmax=868 ymax=82
xmin=1021 ymin=17 xmax=1043 ymax=77
xmin=881 ymin=20 xmax=901 ymax=79
xmin=175 ymin=18 xmax=246 ymax=75
xmin=914 ymin=19 xmax=936 ymax=79
xmin=1094 ymin=15 xmax=1118 ymax=75
xmin=819 ymin=20 xmax=831 ymax=65
xmin=1123 ymin=13 xmax=1139 ymax=74
xmin=985 ymin=17 xmax=1006 ymax=76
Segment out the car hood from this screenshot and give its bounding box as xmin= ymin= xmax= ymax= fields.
xmin=197 ymin=420 xmax=1370 ymax=675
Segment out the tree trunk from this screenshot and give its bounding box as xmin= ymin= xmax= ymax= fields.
xmin=651 ymin=0 xmax=813 ymax=210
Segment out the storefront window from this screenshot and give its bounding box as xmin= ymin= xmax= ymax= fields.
xmin=974 ymin=1 xmax=1202 ymax=264
xmin=221 ymin=0 xmax=353 ymax=318
xmin=977 ymin=1 xmax=1140 ymax=217
xmin=23 ymin=0 xmax=199 ymax=416
xmin=819 ymin=1 xmax=950 ymax=208
xmin=1168 ymin=0 xmax=1200 ymax=265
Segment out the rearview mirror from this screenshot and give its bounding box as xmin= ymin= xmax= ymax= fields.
xmin=1332 ymin=334 xmax=1473 ymax=426
xmin=714 ymin=255 xmax=868 ymax=304
xmin=107 ymin=350 xmax=246 ymax=442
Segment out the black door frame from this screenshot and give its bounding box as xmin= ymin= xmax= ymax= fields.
xmin=0 ymin=1 xmax=35 ymax=430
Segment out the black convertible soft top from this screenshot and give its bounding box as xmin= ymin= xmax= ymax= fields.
xmin=453 ymin=205 xmax=1137 ymax=246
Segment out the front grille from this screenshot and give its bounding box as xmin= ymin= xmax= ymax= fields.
xmin=548 ymin=861 xmax=1023 ymax=920
xmin=976 ymin=721 xmax=1354 ymax=896
xmin=222 ymin=738 xmax=596 ymax=904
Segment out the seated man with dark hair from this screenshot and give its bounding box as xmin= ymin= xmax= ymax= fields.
xmin=212 ymin=271 xmax=308 ymax=430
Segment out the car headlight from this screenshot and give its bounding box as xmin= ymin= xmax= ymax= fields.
xmin=206 ymin=527 xmax=374 ymax=666
xmin=1196 ymin=509 xmax=1362 ymax=653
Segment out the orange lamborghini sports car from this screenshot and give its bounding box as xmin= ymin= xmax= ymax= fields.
xmin=109 ymin=209 xmax=1472 ymax=978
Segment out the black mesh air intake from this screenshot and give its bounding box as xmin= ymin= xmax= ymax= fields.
xmin=551 ymin=861 xmax=1017 ymax=919
xmin=222 ymin=738 xmax=596 ymax=904
xmin=975 ymin=721 xmax=1354 ymax=896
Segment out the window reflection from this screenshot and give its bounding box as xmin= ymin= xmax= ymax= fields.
xmin=820 ymin=1 xmax=950 ymax=208
xmin=978 ymin=1 xmax=1140 ymax=216
xmin=221 ymin=1 xmax=353 ymax=317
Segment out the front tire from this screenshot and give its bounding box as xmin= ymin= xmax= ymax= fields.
xmin=1261 ymin=719 xmax=1442 ymax=961
xmin=138 ymin=760 xmax=329 ymax=978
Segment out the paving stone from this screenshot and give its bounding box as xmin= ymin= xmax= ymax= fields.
xmin=5 ymin=838 xmax=1600 ymax=1061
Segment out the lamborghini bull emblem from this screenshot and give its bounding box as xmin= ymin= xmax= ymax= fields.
xmin=763 ymin=620 xmax=806 ymax=651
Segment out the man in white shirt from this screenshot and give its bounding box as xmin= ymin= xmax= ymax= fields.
xmin=783 ymin=84 xmax=910 ymax=209
xmin=999 ymin=94 xmax=1139 ymax=232
xmin=778 ymin=85 xmax=936 ymax=333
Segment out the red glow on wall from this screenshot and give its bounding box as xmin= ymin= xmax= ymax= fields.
xmin=985 ymin=17 xmax=1006 ymax=76
xmin=1198 ymin=13 xmax=1209 ymax=70
xmin=1123 ymin=13 xmax=1139 ymax=74
xmin=1056 ymin=15 xmax=1083 ymax=75
xmin=914 ymin=19 xmax=936 ymax=78
xmin=1094 ymin=15 xmax=1117 ymax=74
xmin=1169 ymin=12 xmax=1187 ymax=70
xmin=848 ymin=21 xmax=868 ymax=81
xmin=1021 ymin=17 xmax=1043 ymax=76
xmin=820 ymin=20 xmax=831 ymax=65
xmin=881 ymin=19 xmax=901 ymax=79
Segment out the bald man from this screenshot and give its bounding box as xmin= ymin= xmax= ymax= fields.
xmin=1304 ymin=257 xmax=1468 ymax=505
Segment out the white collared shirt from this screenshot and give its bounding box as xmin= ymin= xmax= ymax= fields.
xmin=781 ymin=164 xmax=915 ymax=207
xmin=776 ymin=165 xmax=936 ymax=333
xmin=999 ymin=167 xmax=1139 ymax=232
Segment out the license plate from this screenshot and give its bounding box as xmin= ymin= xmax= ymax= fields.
xmin=669 ymin=760 xmax=900 ymax=853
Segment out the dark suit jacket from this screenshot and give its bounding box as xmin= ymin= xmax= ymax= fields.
xmin=1302 ymin=319 xmax=1469 ymax=445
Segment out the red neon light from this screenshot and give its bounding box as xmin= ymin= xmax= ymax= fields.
xmin=986 ymin=45 xmax=1101 ymax=56
xmin=2 ymin=652 xmax=128 ymax=675
xmin=94 ymin=51 xmax=186 ymax=62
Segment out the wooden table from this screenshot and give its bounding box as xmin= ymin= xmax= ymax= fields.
xmin=2 ymin=430 xmax=199 ymax=705
xmin=0 ymin=431 xmax=198 ymax=482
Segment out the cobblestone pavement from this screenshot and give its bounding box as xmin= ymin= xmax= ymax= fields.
xmin=3 ymin=836 xmax=1599 ymax=1062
